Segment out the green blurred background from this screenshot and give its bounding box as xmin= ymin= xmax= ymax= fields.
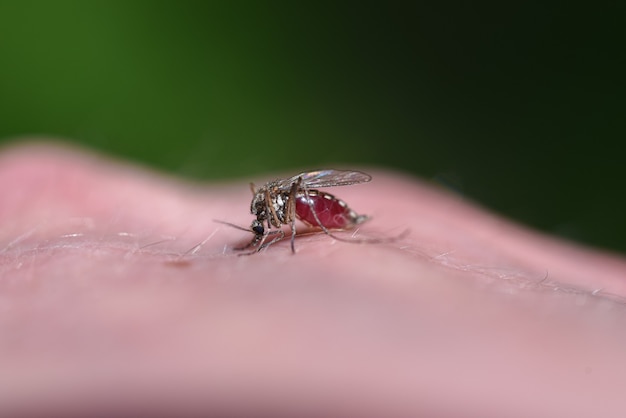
xmin=0 ymin=1 xmax=624 ymax=253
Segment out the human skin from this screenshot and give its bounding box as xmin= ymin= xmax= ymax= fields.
xmin=1 ymin=141 xmax=626 ymax=417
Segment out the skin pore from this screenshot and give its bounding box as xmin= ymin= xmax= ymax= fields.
xmin=1 ymin=141 xmax=626 ymax=417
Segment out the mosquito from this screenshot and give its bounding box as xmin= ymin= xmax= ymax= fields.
xmin=226 ymin=169 xmax=384 ymax=254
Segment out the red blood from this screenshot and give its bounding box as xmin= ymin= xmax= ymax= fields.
xmin=295 ymin=191 xmax=357 ymax=229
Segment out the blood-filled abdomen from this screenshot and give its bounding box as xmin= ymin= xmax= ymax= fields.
xmin=295 ymin=190 xmax=366 ymax=229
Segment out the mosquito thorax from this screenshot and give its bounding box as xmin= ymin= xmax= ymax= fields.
xmin=250 ymin=191 xmax=266 ymax=217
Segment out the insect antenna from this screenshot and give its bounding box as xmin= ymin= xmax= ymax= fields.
xmin=213 ymin=219 xmax=254 ymax=233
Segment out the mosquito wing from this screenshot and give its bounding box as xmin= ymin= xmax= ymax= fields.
xmin=277 ymin=169 xmax=372 ymax=189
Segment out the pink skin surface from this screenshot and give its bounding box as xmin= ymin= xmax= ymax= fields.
xmin=1 ymin=141 xmax=626 ymax=417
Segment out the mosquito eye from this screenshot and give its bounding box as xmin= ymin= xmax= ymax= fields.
xmin=251 ymin=221 xmax=264 ymax=235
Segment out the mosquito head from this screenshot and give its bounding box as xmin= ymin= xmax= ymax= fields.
xmin=251 ymin=220 xmax=264 ymax=236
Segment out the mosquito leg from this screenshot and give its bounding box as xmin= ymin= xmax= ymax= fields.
xmin=259 ymin=229 xmax=285 ymax=251
xmin=302 ymin=184 xmax=340 ymax=239
xmin=238 ymin=230 xmax=284 ymax=256
xmin=265 ymin=189 xmax=281 ymax=229
xmin=234 ymin=235 xmax=261 ymax=251
xmin=287 ymin=177 xmax=301 ymax=254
